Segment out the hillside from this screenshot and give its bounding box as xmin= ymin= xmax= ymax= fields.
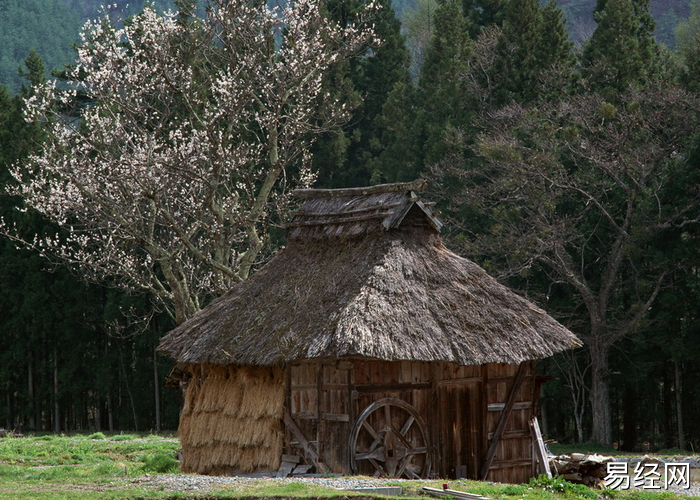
xmin=0 ymin=0 xmax=694 ymax=93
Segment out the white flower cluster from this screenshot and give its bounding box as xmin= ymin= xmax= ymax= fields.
xmin=5 ymin=0 xmax=379 ymax=323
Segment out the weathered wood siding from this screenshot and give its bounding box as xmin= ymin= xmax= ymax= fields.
xmin=286 ymin=359 xmax=536 ymax=483
xmin=483 ymin=362 xmax=536 ymax=484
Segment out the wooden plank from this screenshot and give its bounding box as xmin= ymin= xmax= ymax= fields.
xmin=487 ymin=402 xmax=532 ymax=411
xmin=292 ymin=411 xmax=318 ymax=420
xmin=283 ymin=411 xmax=328 ymax=473
xmin=437 ymin=377 xmax=483 ymax=387
xmin=479 ymin=363 xmax=527 ymax=480
xmin=423 ymin=487 xmax=490 ymax=500
xmin=322 ymin=412 xmax=350 ymax=422
xmin=529 ymin=417 xmax=552 ymax=478
xmin=281 ymin=454 xmax=302 ymax=464
xmin=487 ymin=429 xmax=530 ymax=440
xmin=487 ymin=459 xmax=534 ymax=469
xmin=355 ymin=382 xmax=432 ymax=393
xmin=292 ymin=464 xmax=313 ymax=475
xmin=316 ymin=364 xmax=324 ymax=462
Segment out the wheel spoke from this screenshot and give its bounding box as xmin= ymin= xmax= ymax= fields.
xmin=404 ymin=462 xmax=421 ymax=479
xmin=356 ymin=447 xmax=386 ymax=461
xmin=395 ymin=452 xmax=414 ymax=478
xmin=400 ymin=416 xmax=415 ymax=436
xmin=369 ymin=458 xmax=385 ymax=476
xmin=362 ymin=420 xmax=378 ymax=440
xmin=393 ymin=427 xmax=414 ymax=450
xmin=384 ymin=403 xmax=391 ymax=427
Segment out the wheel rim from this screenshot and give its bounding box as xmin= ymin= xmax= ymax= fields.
xmin=348 ymin=397 xmax=432 ymax=478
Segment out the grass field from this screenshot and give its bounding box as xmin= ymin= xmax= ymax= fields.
xmin=0 ymin=434 xmax=695 ymax=500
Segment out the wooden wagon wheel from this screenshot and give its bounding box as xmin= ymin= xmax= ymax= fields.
xmin=348 ymin=397 xmax=432 ymax=478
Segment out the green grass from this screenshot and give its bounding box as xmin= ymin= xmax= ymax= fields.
xmin=0 ymin=436 xmax=695 ymax=499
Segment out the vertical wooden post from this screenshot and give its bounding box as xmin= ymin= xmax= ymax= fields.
xmin=480 ymin=363 xmax=527 ymax=480
xmin=316 ymin=363 xmax=324 ymax=463
xmin=431 ymin=362 xmax=441 ymax=477
xmin=284 ymin=365 xmax=292 ymax=455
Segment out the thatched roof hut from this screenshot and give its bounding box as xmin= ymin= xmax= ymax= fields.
xmin=158 ymin=180 xmax=580 ymax=481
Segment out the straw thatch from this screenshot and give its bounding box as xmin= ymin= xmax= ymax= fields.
xmin=178 ymin=364 xmax=284 ymax=475
xmin=158 ymin=181 xmax=580 ymax=367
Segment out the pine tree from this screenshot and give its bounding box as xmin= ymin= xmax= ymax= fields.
xmin=415 ymin=0 xmax=474 ymax=166
xmin=676 ymin=0 xmax=700 ymax=92
xmin=313 ymin=0 xmax=411 ymax=187
xmin=475 ymin=0 xmax=574 ymax=106
xmin=582 ymin=0 xmax=661 ymax=94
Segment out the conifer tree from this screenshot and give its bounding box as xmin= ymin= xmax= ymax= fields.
xmin=415 ymin=0 xmax=474 ymax=166
xmin=676 ymin=0 xmax=700 ymax=92
xmin=472 ymin=0 xmax=574 ymax=107
xmin=314 ymin=0 xmax=411 ymax=188
xmin=581 ymin=0 xmax=661 ymax=94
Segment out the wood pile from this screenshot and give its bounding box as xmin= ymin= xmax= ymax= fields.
xmin=549 ymin=453 xmax=614 ymax=487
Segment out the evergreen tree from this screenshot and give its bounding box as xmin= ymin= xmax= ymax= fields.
xmin=470 ymin=0 xmax=575 ymax=107
xmin=314 ymin=0 xmax=411 ymax=187
xmin=462 ymin=0 xmax=508 ymax=36
xmin=676 ymin=0 xmax=700 ymax=92
xmin=415 ymin=0 xmax=474 ymax=167
xmin=581 ymin=0 xmax=661 ymax=94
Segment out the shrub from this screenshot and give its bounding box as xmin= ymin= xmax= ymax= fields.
xmin=88 ymin=432 xmax=106 ymax=440
xmin=140 ymin=453 xmax=179 ymax=474
xmin=528 ymin=475 xmax=598 ymax=499
xmin=502 ymin=485 xmax=527 ymax=496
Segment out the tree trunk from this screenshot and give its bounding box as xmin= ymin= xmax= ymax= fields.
xmin=153 ymin=349 xmax=161 ymax=433
xmin=28 ymin=355 xmax=35 ymax=430
xmin=589 ymin=342 xmax=612 ymax=446
xmin=107 ymin=393 xmax=114 ymax=432
xmin=96 ymin=393 xmax=102 ymax=432
xmin=675 ymin=361 xmax=685 ymax=450
xmin=621 ymin=382 xmax=637 ymax=451
xmin=5 ymin=391 xmax=11 ymax=430
xmin=53 ymin=347 xmax=60 ymax=434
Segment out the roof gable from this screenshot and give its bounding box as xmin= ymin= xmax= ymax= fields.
xmin=285 ymin=180 xmax=442 ymax=241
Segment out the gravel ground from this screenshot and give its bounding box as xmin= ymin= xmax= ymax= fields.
xmin=132 ymin=474 xmax=411 ymax=494
xmin=132 ymin=474 xmax=700 ymax=497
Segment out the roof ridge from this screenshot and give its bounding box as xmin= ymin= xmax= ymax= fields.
xmin=293 ymin=180 xmax=428 ymax=199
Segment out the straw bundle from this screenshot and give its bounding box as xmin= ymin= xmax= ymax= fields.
xmin=179 ymin=364 xmax=284 ymax=474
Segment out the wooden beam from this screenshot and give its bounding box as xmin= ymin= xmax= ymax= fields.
xmin=293 ymin=180 xmax=428 ymax=198
xmin=283 ymin=410 xmax=328 ymax=473
xmin=530 ymin=417 xmax=552 ymax=478
xmin=479 ymin=363 xmax=528 ymax=480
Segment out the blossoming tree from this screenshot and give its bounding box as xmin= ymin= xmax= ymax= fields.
xmin=6 ymin=0 xmax=378 ymax=324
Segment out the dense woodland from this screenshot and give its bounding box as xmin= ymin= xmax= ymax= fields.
xmin=2 ymin=0 xmax=700 ymax=457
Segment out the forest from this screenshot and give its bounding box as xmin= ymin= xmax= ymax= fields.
xmin=1 ymin=0 xmax=700 ymax=457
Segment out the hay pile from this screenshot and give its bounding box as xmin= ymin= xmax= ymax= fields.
xmin=179 ymin=364 xmax=284 ymax=475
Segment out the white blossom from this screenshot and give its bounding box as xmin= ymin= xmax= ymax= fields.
xmin=3 ymin=0 xmax=378 ymax=324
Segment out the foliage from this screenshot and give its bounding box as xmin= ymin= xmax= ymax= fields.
xmin=435 ymin=84 xmax=700 ymax=445
xmin=676 ymin=0 xmax=700 ymax=91
xmin=313 ymin=0 xmax=411 ymax=188
xmin=0 ymin=0 xmax=81 ymax=94
xmin=4 ymin=0 xmax=378 ymax=324
xmin=139 ymin=452 xmax=179 ymax=473
xmin=528 ymin=475 xmax=598 ymax=499
xmin=581 ymin=0 xmax=661 ymax=94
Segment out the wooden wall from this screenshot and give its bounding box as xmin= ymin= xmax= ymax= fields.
xmin=285 ymin=359 xmax=537 ymax=483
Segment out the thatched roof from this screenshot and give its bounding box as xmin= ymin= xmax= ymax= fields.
xmin=158 ymin=181 xmax=580 ymax=366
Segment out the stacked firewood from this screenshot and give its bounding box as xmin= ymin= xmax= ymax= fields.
xmin=549 ymin=453 xmax=614 ymax=487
